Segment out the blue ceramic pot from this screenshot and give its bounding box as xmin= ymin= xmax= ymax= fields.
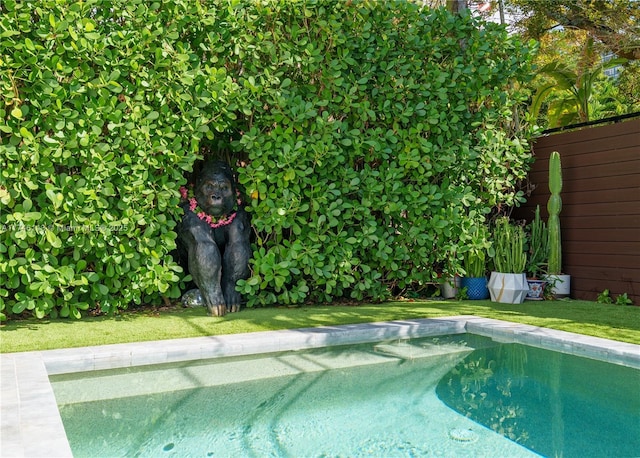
xmin=460 ymin=276 xmax=489 ymax=300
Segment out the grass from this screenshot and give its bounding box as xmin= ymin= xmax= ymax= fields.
xmin=2 ymin=299 xmax=640 ymax=353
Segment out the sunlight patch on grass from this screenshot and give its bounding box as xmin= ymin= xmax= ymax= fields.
xmin=1 ymin=300 xmax=639 ymax=353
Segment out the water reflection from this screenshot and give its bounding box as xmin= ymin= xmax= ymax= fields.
xmin=436 ymin=344 xmax=640 ymax=458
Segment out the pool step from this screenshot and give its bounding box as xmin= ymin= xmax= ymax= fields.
xmin=51 ymin=340 xmax=476 ymax=405
xmin=374 ymin=340 xmax=473 ymax=360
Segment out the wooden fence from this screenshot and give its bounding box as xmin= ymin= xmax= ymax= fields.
xmin=513 ymin=118 xmax=640 ymax=304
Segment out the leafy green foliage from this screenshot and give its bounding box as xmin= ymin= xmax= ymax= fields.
xmin=598 ymin=289 xmax=635 ymax=306
xmin=504 ymin=0 xmax=640 ymax=61
xmin=527 ymin=30 xmax=638 ymax=129
xmin=455 ymin=287 xmax=469 ymax=301
xmin=0 ymin=0 xmax=234 ymax=319
xmin=1 ymin=0 xmax=537 ymax=318
xmin=462 ymin=225 xmax=490 ymax=278
xmin=230 ymin=2 xmax=536 ymax=306
xmin=597 ymin=289 xmax=614 ymax=304
xmin=530 ymin=39 xmax=627 ymax=127
xmin=615 ymin=293 xmax=634 ymax=306
xmin=616 ymin=61 xmax=640 ymax=112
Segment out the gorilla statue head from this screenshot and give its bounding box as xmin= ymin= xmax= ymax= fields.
xmin=194 ymin=161 xmax=237 ymax=217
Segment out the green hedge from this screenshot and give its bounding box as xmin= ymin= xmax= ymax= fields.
xmin=0 ymin=0 xmax=230 ymax=319
xmin=0 ymin=0 xmax=537 ymax=319
xmin=231 ymin=2 xmax=537 ymax=305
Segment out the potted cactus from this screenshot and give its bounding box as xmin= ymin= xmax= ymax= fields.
xmin=525 ymin=205 xmax=548 ymax=300
xmin=488 ymin=217 xmax=528 ymax=304
xmin=545 ymin=151 xmax=570 ymax=297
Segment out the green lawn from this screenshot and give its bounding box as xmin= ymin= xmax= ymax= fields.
xmin=2 ymin=299 xmax=640 ymax=353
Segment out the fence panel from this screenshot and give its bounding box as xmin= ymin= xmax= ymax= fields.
xmin=513 ymin=118 xmax=640 ymax=304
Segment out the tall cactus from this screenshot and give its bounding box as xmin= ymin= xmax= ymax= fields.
xmin=493 ymin=218 xmax=527 ymax=273
xmin=526 ymin=205 xmax=548 ymax=278
xmin=547 ymin=151 xmax=563 ymax=274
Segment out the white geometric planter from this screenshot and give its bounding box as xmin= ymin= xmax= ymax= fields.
xmin=544 ymin=274 xmax=571 ymax=298
xmin=488 ymin=272 xmax=528 ymax=304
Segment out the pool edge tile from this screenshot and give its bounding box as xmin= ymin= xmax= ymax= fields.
xmin=1 ymin=352 xmax=74 ymax=458
xmin=464 ymin=318 xmax=640 ymax=369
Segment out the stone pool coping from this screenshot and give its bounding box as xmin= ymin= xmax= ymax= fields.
xmin=2 ymin=315 xmax=639 ymax=457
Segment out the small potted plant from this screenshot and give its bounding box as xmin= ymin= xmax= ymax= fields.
xmin=545 ymin=151 xmax=571 ymax=297
xmin=459 ymin=225 xmax=490 ymax=300
xmin=488 ymin=217 xmax=528 ymax=304
xmin=440 ymin=270 xmax=460 ymax=299
xmin=525 ymin=205 xmax=548 ymax=300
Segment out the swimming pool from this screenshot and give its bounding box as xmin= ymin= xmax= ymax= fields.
xmin=3 ymin=316 xmax=640 ymax=457
xmin=51 ymin=332 xmax=639 ymax=457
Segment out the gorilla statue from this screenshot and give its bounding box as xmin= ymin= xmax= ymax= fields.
xmin=178 ymin=161 xmax=251 ymax=316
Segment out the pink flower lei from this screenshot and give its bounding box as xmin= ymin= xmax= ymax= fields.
xmin=179 ymin=186 xmax=239 ymax=229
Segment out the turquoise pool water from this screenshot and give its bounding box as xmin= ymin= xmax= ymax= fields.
xmin=51 ymin=334 xmax=639 ymax=458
